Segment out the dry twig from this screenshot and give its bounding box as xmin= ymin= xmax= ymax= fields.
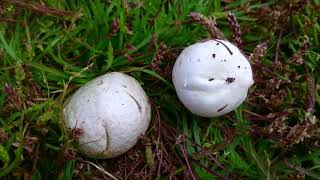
xmin=2 ymin=0 xmax=82 ymax=18
xmin=84 ymin=160 xmax=118 ymax=180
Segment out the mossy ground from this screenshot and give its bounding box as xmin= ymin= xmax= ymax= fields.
xmin=0 ymin=0 xmax=320 ymax=179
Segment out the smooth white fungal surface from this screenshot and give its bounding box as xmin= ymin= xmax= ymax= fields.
xmin=172 ymin=39 xmax=254 ymax=117
xmin=63 ymin=72 xmax=151 ymax=159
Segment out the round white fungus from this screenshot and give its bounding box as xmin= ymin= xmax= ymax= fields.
xmin=63 ymin=72 xmax=151 ymax=159
xmin=172 ymin=39 xmax=254 ymax=117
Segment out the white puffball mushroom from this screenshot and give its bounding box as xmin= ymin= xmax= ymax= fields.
xmin=63 ymin=72 xmax=151 ymax=159
xmin=172 ymin=39 xmax=254 ymax=117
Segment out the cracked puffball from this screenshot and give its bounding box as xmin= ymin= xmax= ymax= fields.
xmin=172 ymin=39 xmax=254 ymax=117
xmin=63 ymin=72 xmax=151 ymax=159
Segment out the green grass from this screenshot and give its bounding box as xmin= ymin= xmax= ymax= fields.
xmin=0 ymin=0 xmax=320 ymax=179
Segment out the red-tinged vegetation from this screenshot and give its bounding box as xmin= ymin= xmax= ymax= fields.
xmin=227 ymin=12 xmax=242 ymax=49
xmin=189 ymin=12 xmax=225 ymax=39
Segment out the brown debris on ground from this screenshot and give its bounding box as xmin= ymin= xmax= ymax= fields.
xmin=1 ymin=0 xmax=82 ymax=18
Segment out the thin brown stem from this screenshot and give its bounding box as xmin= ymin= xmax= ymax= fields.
xmin=2 ymin=0 xmax=82 ymax=18
xmin=177 ymin=135 xmax=199 ymax=180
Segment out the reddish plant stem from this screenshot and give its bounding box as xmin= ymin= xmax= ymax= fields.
xmin=184 ymin=136 xmax=225 ymax=170
xmin=189 ymin=157 xmax=229 ymax=179
xmin=125 ymin=159 xmax=143 ymax=180
xmin=157 ymin=144 xmax=164 ymax=177
xmin=274 ymin=28 xmax=283 ymax=68
xmin=177 ymin=135 xmax=199 ymax=180
xmin=2 ymin=0 xmax=80 ymax=17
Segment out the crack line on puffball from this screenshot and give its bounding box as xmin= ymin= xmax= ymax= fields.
xmin=80 ymin=135 xmax=106 ymax=146
xmin=213 ymin=39 xmax=233 ymax=55
xmin=126 ymin=91 xmax=142 ymax=113
xmin=104 ymin=124 xmax=110 ymax=151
